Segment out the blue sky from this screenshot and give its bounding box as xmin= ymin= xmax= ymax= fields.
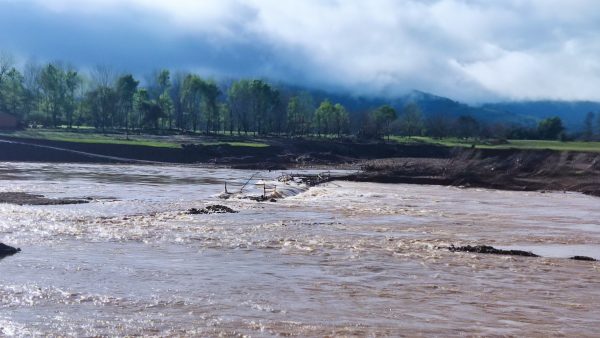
xmin=1 ymin=0 xmax=600 ymax=102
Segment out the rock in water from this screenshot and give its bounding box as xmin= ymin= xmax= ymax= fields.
xmin=570 ymin=256 xmax=597 ymax=262
xmin=448 ymin=245 xmax=539 ymax=257
xmin=0 ymin=243 xmax=21 ymax=257
xmin=188 ymin=205 xmax=238 ymax=214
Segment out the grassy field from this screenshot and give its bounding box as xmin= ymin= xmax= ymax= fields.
xmin=390 ymin=136 xmax=600 ymax=152
xmin=0 ymin=130 xmax=183 ymax=148
xmin=0 ymin=129 xmax=269 ymax=149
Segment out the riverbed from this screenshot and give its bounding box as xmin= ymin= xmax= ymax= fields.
xmin=0 ymin=162 xmax=598 ymax=336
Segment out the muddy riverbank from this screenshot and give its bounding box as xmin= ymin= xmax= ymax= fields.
xmin=341 ymin=148 xmax=600 ymax=197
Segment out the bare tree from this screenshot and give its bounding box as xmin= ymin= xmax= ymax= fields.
xmin=90 ymin=65 xmax=115 ymax=89
xmin=0 ymin=51 xmax=14 ymax=83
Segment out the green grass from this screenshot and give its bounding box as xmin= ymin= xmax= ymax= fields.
xmin=390 ymin=136 xmax=600 ymax=152
xmin=0 ymin=130 xmax=182 ymax=148
xmin=0 ymin=129 xmax=270 ymax=149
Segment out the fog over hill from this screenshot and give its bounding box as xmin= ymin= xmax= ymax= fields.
xmin=2 ymin=0 xmax=600 ymax=103
xmin=277 ymin=84 xmax=598 ymax=131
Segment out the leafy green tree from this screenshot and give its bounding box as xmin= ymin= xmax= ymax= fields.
xmin=85 ymin=86 xmax=117 ymax=132
xmin=314 ymin=100 xmax=335 ymax=136
xmin=141 ymin=101 xmax=164 ymax=130
xmin=332 ymin=103 xmax=349 ymax=138
xmin=158 ymin=92 xmax=174 ymax=130
xmin=133 ymin=88 xmax=149 ymax=130
xmin=115 ymin=74 xmax=139 ymax=135
xmin=227 ymin=79 xmax=252 ymax=135
xmin=0 ymin=67 xmax=26 ymax=120
xmin=21 ymin=62 xmax=43 ymax=125
xmin=39 ymin=63 xmax=64 ymax=127
xmin=287 ymin=96 xmax=301 ymax=135
xmin=425 ymin=113 xmax=452 ymax=138
xmin=181 ymin=74 xmax=205 ymax=132
xmin=247 ymin=79 xmax=278 ymax=135
xmin=202 ymin=80 xmax=220 ymax=133
xmin=538 ymin=116 xmax=565 ymax=140
xmin=267 ymin=88 xmax=285 ymax=136
xmin=170 ymin=72 xmax=186 ymax=131
xmin=455 ymin=115 xmax=480 ymax=139
xmin=583 ymin=111 xmax=594 ymax=141
xmin=371 ymin=105 xmax=397 ymax=140
xmin=0 ymin=52 xmax=14 ymax=85
xmin=286 ymin=92 xmax=313 ymax=136
xmin=63 ymin=70 xmax=81 ymax=129
xmin=597 ymin=112 xmax=600 ymax=137
xmin=156 ymin=70 xmax=174 ymax=129
xmin=399 ymin=103 xmax=424 ymax=137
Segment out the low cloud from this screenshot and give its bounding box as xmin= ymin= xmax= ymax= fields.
xmin=1 ymin=0 xmax=600 ymax=102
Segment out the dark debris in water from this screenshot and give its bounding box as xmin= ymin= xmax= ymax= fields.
xmin=0 ymin=192 xmax=90 ymax=206
xmin=570 ymin=256 xmax=598 ymax=262
xmin=0 ymin=243 xmax=21 ymax=258
xmin=448 ymin=245 xmax=539 ymax=257
xmin=188 ymin=205 xmax=238 ymax=214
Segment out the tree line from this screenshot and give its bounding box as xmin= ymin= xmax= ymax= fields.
xmin=1 ymin=56 xmax=599 ymax=141
xmin=0 ymin=57 xmax=352 ymax=137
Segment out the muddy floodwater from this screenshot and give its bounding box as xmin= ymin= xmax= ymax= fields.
xmin=0 ymin=162 xmax=599 ymax=336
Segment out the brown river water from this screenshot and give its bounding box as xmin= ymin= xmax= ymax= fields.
xmin=0 ymin=162 xmax=599 ymax=336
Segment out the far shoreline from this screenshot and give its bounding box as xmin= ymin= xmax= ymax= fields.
xmin=1 ymin=134 xmax=599 ymax=198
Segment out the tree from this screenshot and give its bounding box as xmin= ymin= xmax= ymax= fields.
xmin=21 ymin=61 xmax=42 ymax=124
xmin=287 ymin=96 xmax=302 ymax=135
xmin=156 ymin=70 xmax=174 ymax=129
xmin=286 ymin=92 xmax=313 ymax=136
xmin=158 ymin=92 xmax=173 ymax=130
xmin=538 ymin=116 xmax=565 ymax=140
xmin=455 ymin=115 xmax=480 ymax=139
xmin=63 ymin=70 xmax=81 ymax=129
xmin=425 ymin=113 xmax=452 ymax=138
xmin=248 ymin=79 xmax=277 ymax=135
xmin=85 ymin=86 xmax=117 ymax=132
xmin=332 ymin=103 xmax=349 ymax=138
xmin=597 ymin=112 xmax=600 ymax=137
xmin=0 ymin=67 xmax=25 ymax=120
xmin=371 ymin=105 xmax=397 ymax=140
xmin=88 ymin=65 xmax=116 ymax=131
xmin=227 ymin=79 xmax=252 ymax=135
xmin=181 ymin=74 xmax=204 ymax=132
xmin=583 ymin=111 xmax=594 ymax=141
xmin=0 ymin=52 xmax=14 ymax=84
xmin=399 ymin=103 xmax=424 ymax=137
xmin=202 ymin=80 xmax=220 ymax=133
xmin=115 ymin=74 xmax=139 ymax=136
xmin=39 ymin=63 xmax=64 ymax=127
xmin=314 ymin=100 xmax=335 ymax=136
xmin=141 ymin=101 xmax=164 ymax=130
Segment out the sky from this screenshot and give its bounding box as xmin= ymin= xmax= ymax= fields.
xmin=1 ymin=0 xmax=599 ymax=102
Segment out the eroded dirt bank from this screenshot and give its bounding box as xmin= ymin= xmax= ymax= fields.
xmin=0 ymin=136 xmax=449 ymax=166
xmin=341 ymin=148 xmax=600 ymax=197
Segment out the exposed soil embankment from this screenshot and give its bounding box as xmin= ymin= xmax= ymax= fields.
xmin=0 ymin=136 xmax=449 ymax=166
xmin=342 ymin=147 xmax=600 ymax=197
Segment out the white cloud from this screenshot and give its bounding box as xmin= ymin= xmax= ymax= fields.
xmin=9 ymin=0 xmax=600 ymax=101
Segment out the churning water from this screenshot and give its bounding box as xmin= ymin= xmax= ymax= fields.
xmin=0 ymin=162 xmax=599 ymax=336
